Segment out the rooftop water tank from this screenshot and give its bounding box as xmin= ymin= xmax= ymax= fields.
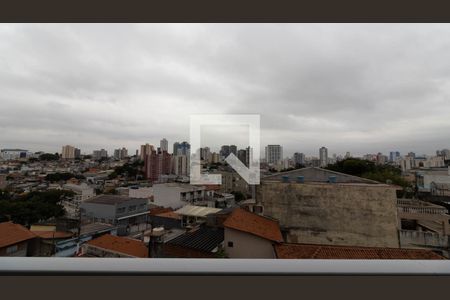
xmin=296 ymin=176 xmax=305 ymax=183
xmin=328 ymin=176 xmax=337 ymax=183
xmin=282 ymin=175 xmax=290 ymax=183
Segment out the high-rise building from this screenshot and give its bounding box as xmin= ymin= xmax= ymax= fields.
xmin=114 ymin=147 xmax=128 ymax=160
xmin=173 ymin=155 xmax=189 ymax=176
xmin=173 ymin=142 xmax=180 ymax=155
xmin=140 ymin=144 xmax=154 ymax=161
xmin=144 ymin=150 xmax=172 ymax=182
xmin=389 ymin=151 xmax=400 ymax=162
xmin=237 ymin=148 xmax=249 ymax=167
xmin=319 ymin=147 xmax=328 ymax=167
xmin=61 ymin=145 xmax=80 ymax=160
xmin=200 ymin=147 xmax=211 ymax=161
xmin=211 ymin=152 xmax=220 ymax=163
xmin=293 ymin=152 xmax=306 ymax=166
xmin=93 ymin=149 xmax=108 ymax=161
xmin=173 ymin=141 xmax=190 ymax=156
xmin=220 ymin=145 xmax=231 ymax=159
xmin=265 ymin=145 xmax=283 ymax=165
xmin=160 ymin=138 xmax=168 ymax=153
xmin=230 ymin=145 xmax=237 ymax=156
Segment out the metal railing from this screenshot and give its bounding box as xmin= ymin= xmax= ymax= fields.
xmin=1 ymin=258 xmax=450 ymax=275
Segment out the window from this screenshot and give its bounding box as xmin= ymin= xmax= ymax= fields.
xmin=129 ymin=205 xmax=136 ymax=211
xmin=116 ymin=207 xmax=126 ymax=214
xmin=228 ymin=241 xmax=234 ymax=248
xmin=6 ymin=245 xmax=18 ymax=254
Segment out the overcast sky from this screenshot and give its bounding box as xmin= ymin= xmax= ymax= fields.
xmin=1 ymin=24 xmax=450 ymax=157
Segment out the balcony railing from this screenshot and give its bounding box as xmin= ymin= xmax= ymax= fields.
xmin=397 ymin=206 xmax=448 ymax=215
xmin=1 ymin=258 xmax=450 ymax=275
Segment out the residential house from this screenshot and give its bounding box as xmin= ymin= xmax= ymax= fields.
xmin=81 ymin=234 xmax=148 ymax=258
xmin=0 ymin=222 xmax=37 ymax=256
xmin=80 ymin=195 xmax=149 ymax=236
xmin=223 ymin=208 xmax=283 ymax=258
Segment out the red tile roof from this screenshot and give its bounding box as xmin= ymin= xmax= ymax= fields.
xmin=274 ymin=243 xmax=445 ymax=259
xmin=149 ymin=207 xmax=174 ymax=215
xmin=156 ymin=211 xmax=181 ymax=220
xmin=0 ymin=222 xmax=36 ymax=248
xmin=223 ymin=208 xmax=283 ymax=242
xmin=86 ymin=234 xmax=148 ymax=258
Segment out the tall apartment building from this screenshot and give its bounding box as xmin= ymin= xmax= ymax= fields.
xmin=211 ymin=152 xmax=220 ymax=163
xmin=173 ymin=155 xmax=189 ymax=176
xmin=113 ymin=147 xmax=128 ymax=160
xmin=140 ymin=143 xmax=155 ymax=161
xmin=265 ymin=145 xmax=283 ymax=165
xmin=389 ymin=151 xmax=401 ymax=162
xmin=293 ymin=152 xmax=306 ymax=166
xmin=319 ymin=146 xmax=328 ymax=167
xmin=173 ymin=141 xmax=190 ymax=156
xmin=160 ymin=138 xmax=168 ymax=153
xmin=237 ymin=149 xmax=248 ymax=167
xmin=229 ymin=145 xmax=237 ymax=156
xmin=61 ymin=145 xmax=80 ymax=160
xmin=200 ymin=147 xmax=211 ymax=161
xmin=144 ymin=150 xmax=172 ymax=182
xmin=93 ymin=149 xmax=108 ymax=161
xmin=220 ymin=145 xmax=230 ymax=159
xmin=173 ymin=142 xmax=179 ymax=155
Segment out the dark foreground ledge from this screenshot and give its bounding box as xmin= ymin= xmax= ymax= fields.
xmin=1 ymin=258 xmax=450 ymax=275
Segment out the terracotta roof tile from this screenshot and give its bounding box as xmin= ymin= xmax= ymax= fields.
xmin=223 ymin=208 xmax=283 ymax=242
xmin=86 ymin=234 xmax=148 ymax=258
xmin=149 ymin=207 xmax=174 ymax=215
xmin=274 ymin=243 xmax=445 ymax=259
xmin=0 ymin=222 xmax=36 ymax=248
xmin=156 ymin=211 xmax=181 ymax=220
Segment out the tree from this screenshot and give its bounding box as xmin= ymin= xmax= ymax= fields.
xmin=39 ymin=153 xmax=59 ymax=161
xmin=326 ymin=158 xmax=410 ymax=188
xmin=0 ymin=190 xmax=71 ymax=226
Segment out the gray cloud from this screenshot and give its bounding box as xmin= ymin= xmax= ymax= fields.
xmin=1 ymin=24 xmax=450 ymax=157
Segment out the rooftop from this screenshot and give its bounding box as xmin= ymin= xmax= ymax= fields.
xmin=0 ymin=222 xmax=36 ymax=248
xmin=175 ymin=205 xmax=222 ymax=218
xmin=223 ymin=208 xmax=283 ymax=243
xmin=86 ymin=234 xmax=148 ymax=258
xmin=274 ymin=243 xmax=445 ymax=259
xmin=154 ymin=182 xmax=205 ymax=192
xmin=83 ymin=194 xmax=141 ymax=205
xmin=167 ymin=226 xmax=224 ymax=252
xmin=79 ymin=223 xmax=116 ymax=236
xmin=262 ymin=167 xmax=381 ymax=185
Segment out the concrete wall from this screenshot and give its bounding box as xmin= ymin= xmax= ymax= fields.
xmin=129 ymin=187 xmax=153 ymax=199
xmin=80 ymin=202 xmax=116 ymax=222
xmin=421 ymin=174 xmax=450 ymax=192
xmin=224 ymin=227 xmax=276 ymax=258
xmin=258 ymin=182 xmax=400 ymax=248
xmin=153 ymin=184 xmax=185 ymax=209
xmin=0 ymin=240 xmax=29 ymax=257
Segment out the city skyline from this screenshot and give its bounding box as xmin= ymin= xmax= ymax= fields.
xmin=2 ymin=24 xmax=450 ymax=155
